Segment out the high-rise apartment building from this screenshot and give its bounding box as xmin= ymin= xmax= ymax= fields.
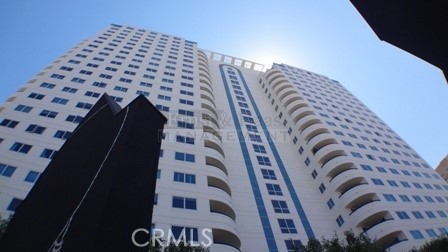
xmin=1 ymin=24 xmax=447 ymax=251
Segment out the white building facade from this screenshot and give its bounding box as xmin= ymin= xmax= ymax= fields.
xmin=1 ymin=24 xmax=447 ymax=251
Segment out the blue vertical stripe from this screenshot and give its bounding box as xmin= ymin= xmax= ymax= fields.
xmin=230 ymin=65 xmax=316 ymax=239
xmin=219 ymin=65 xmax=278 ymax=252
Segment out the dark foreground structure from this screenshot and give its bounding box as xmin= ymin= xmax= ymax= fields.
xmin=351 ymin=0 xmax=448 ymax=82
xmin=0 ymin=94 xmax=167 ymax=252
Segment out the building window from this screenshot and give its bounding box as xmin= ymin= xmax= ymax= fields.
xmin=261 ymin=169 xmax=276 ymax=180
xmin=179 ymin=99 xmax=193 ymax=105
xmin=371 ymin=178 xmax=384 ymax=186
xmin=272 ymin=200 xmax=289 ymax=213
xmin=396 ymin=211 xmax=410 ymax=219
xmin=178 ymin=109 xmax=194 ymax=116
xmin=20 ymin=122 xmax=43 ymax=134
xmin=174 ymin=152 xmax=195 ymax=163
xmin=172 ymin=196 xmax=197 ymax=210
xmin=39 ymin=110 xmax=58 ymax=118
xmin=336 ymin=215 xmax=345 ymax=227
xmin=156 ymin=105 xmax=169 ymax=112
xmin=157 ymin=95 xmax=171 ymax=101
xmin=114 ymin=86 xmax=128 ymax=92
xmin=173 ymin=172 xmax=196 ymax=184
xmin=24 ymin=171 xmax=40 ymax=183
xmin=176 ymin=135 xmax=195 ymax=145
xmin=76 ymin=102 xmax=93 ymax=110
xmin=253 ymin=144 xmax=266 ymax=153
xmin=249 ymin=134 xmax=262 ymax=142
xmin=383 ymin=194 xmax=397 ymax=202
xmin=0 ymin=163 xmax=17 ymax=177
xmin=246 ymin=125 xmax=258 ymax=133
xmin=0 ymin=119 xmax=19 ymax=128
xmin=305 ymin=157 xmax=311 ymax=166
xmin=28 ymin=92 xmax=45 ymax=100
xmin=425 ymin=229 xmax=438 ymax=238
xmin=266 ymin=183 xmax=282 ymax=195
xmin=51 ymin=97 xmax=69 ymax=105
xmin=425 ymin=211 xmax=436 ymax=219
xmin=66 ymin=115 xmax=84 ymax=123
xmin=398 ymin=195 xmax=411 ymax=202
xmin=15 ymin=104 xmax=33 ymax=113
xmin=327 ymin=198 xmax=335 ymax=209
xmin=40 ymin=148 xmax=58 ymax=159
xmin=54 ymin=130 xmax=72 ymax=140
xmin=285 ymin=240 xmax=303 ymax=252
xmin=412 ymin=211 xmax=424 ymax=219
xmin=311 ymin=169 xmax=318 ymax=179
xmin=410 ymin=230 xmax=424 ymax=240
xmin=40 ymin=82 xmax=56 ymax=89
xmin=257 ymin=156 xmax=271 ymax=166
xmin=319 ymin=183 xmax=326 ymax=193
xmin=62 ymin=87 xmax=78 ymax=93
xmin=7 ymin=198 xmax=23 ymax=211
xmin=177 ymin=121 xmax=194 ymax=129
xmin=278 ymin=219 xmax=297 ymax=234
xmin=10 ymin=142 xmax=32 ymax=154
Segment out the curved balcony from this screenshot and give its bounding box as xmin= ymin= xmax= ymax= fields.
xmin=290 ymin=106 xmax=315 ymax=125
xmin=315 ymin=146 xmax=345 ymax=166
xmin=296 ymin=114 xmax=321 ymax=132
xmin=200 ymin=78 xmax=213 ymax=90
xmin=266 ymin=72 xmax=285 ymax=86
xmin=200 ymin=85 xmax=215 ymax=100
xmin=210 ymin=199 xmax=236 ymax=221
xmin=212 ymin=228 xmax=241 ymax=251
xmin=301 ymin=123 xmax=329 ymax=143
xmin=284 ymin=98 xmax=308 ymax=116
xmin=349 ymin=199 xmax=385 ymax=226
xmin=271 ymin=78 xmax=290 ymax=91
xmin=208 ymin=176 xmax=232 ymax=197
xmin=265 ymin=69 xmax=283 ymax=82
xmin=278 ymin=89 xmax=297 ymax=103
xmin=321 ymin=154 xmax=350 ymax=171
xmin=202 ymin=113 xmax=220 ymax=130
xmin=337 ymin=177 xmax=368 ymax=198
xmin=345 ymin=192 xmax=377 ymax=210
xmin=206 ymin=156 xmax=228 ymax=176
xmin=199 ymin=72 xmax=213 ymax=86
xmin=210 ymin=243 xmax=240 ymax=252
xmin=358 ymin=210 xmax=394 ymax=234
xmin=329 ymin=166 xmax=357 ymax=183
xmin=282 ymin=91 xmax=305 ymax=109
xmin=199 ymin=67 xmax=212 ymax=81
xmin=203 ymin=125 xmax=222 ymax=142
xmin=199 ymin=62 xmax=210 ymax=73
xmin=204 ymin=143 xmax=225 ymax=163
xmin=201 ymin=104 xmax=219 ymax=122
xmin=273 ymin=81 xmax=295 ymax=97
xmin=381 ymin=231 xmax=408 ymax=251
xmin=198 ymin=57 xmax=209 ymax=67
xmin=201 ymin=97 xmax=217 ymax=111
xmin=205 ymin=139 xmax=225 ymax=158
xmin=339 ymin=183 xmax=371 ymax=207
xmin=308 ymin=132 xmax=336 ymax=151
xmin=310 ymin=138 xmax=338 ymax=155
xmin=201 ymin=102 xmax=219 ymax=120
xmin=201 ymin=94 xmax=217 ymax=110
xmin=198 ymin=50 xmax=209 ymax=60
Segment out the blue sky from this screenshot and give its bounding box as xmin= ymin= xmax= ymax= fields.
xmin=1 ymin=1 xmax=447 ymax=167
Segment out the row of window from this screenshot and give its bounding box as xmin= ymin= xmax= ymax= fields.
xmin=228 ymin=69 xmax=302 ymax=236
xmin=369 ymin=176 xmax=448 ymax=192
